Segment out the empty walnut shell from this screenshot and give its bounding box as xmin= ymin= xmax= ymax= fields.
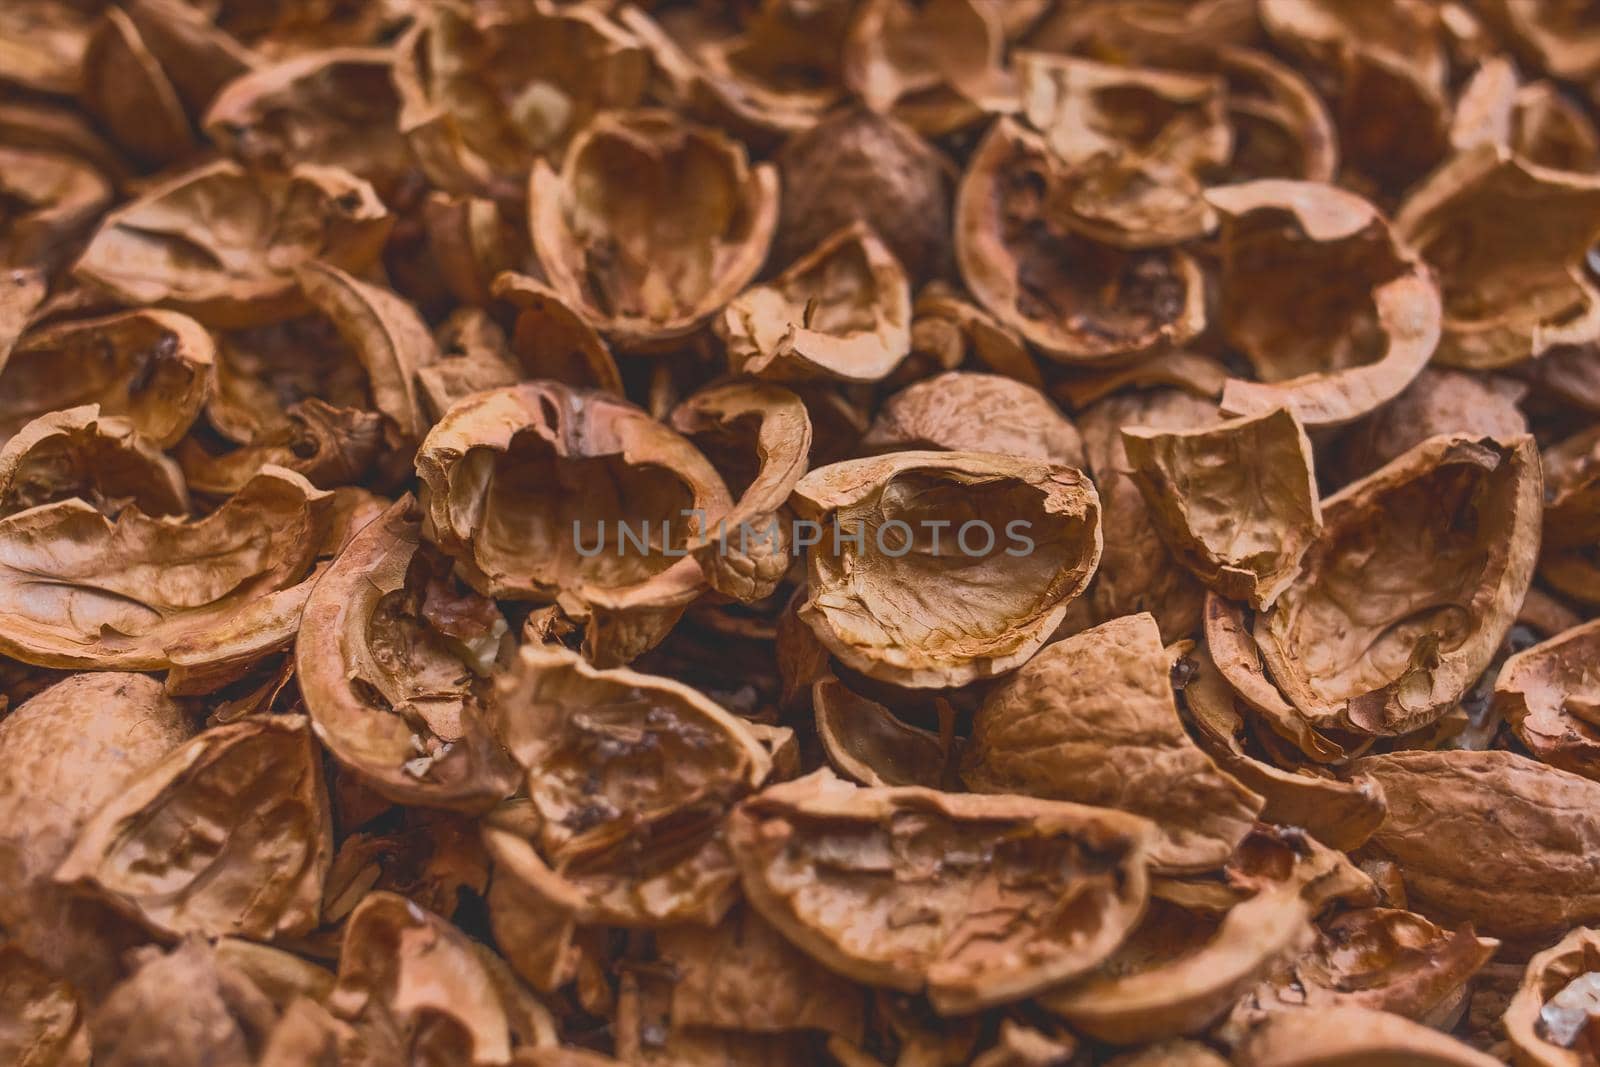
xmin=957 ymin=118 xmax=1206 ymax=363
xmin=1124 ymin=407 xmax=1321 ymax=610
xmin=1040 ymin=885 xmax=1312 ymax=1044
xmin=416 ymin=382 xmax=733 ymax=663
xmin=726 ymin=769 xmax=1155 ymax=1015
xmin=74 ymin=161 xmax=392 ymax=328
xmin=0 ymin=309 xmax=212 ymax=450
xmin=54 ymin=714 xmax=332 ymax=941
xmin=297 ymin=496 xmax=518 ymax=812
xmin=1504 ymin=925 xmax=1600 ymax=1066
xmin=1253 ymin=433 xmax=1541 ymax=737
xmin=1396 ymin=146 xmax=1600 ymax=370
xmin=863 ymin=371 xmax=1085 ymax=468
xmin=0 ymin=467 xmax=330 ymax=671
xmin=1208 ymin=180 xmax=1442 ymax=428
xmin=0 ymin=405 xmax=188 ymax=518
xmin=1015 ymin=53 xmax=1230 ymax=248
xmin=963 ymin=612 xmax=1263 ymax=872
xmin=529 ymin=110 xmax=778 ymax=349
xmin=718 ymin=222 xmax=912 ymax=384
xmin=791 ymin=450 xmax=1102 ymax=688
xmin=395 ymin=2 xmax=648 ymax=193
xmin=1352 ymin=749 xmax=1600 ymax=941
xmin=1495 ymin=618 xmax=1600 ymax=781
xmin=204 ymin=48 xmax=413 ymax=195
xmin=489 ymin=645 xmax=771 ymax=926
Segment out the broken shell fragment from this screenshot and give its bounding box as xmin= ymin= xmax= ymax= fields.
xmin=296 ymin=496 xmax=518 ymax=812
xmin=488 ymin=644 xmax=771 ymax=927
xmin=0 ymin=405 xmax=188 ymax=518
xmin=718 ymin=222 xmax=912 ymax=384
xmin=1123 ymin=407 xmax=1321 ymax=609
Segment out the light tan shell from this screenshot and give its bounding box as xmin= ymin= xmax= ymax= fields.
xmin=1123 ymin=407 xmax=1322 ymax=609
xmin=1208 ymin=179 xmax=1442 ymax=428
xmin=792 ymin=450 xmax=1102 ymax=688
xmin=962 ymin=612 xmax=1263 ymax=872
xmin=529 ymin=110 xmax=778 ymax=349
xmin=727 ymin=769 xmax=1155 ymax=1015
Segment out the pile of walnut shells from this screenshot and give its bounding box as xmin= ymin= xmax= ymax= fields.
xmin=10 ymin=0 xmax=1600 ymax=1064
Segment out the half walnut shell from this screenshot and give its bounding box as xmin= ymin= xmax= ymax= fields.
xmin=726 ymin=769 xmax=1154 ymax=1015
xmin=54 ymin=714 xmax=332 ymax=941
xmin=791 ymin=450 xmax=1102 ymax=688
xmin=956 ymin=118 xmax=1206 ymax=364
xmin=1208 ymin=180 xmax=1442 ymax=428
xmin=718 ymin=222 xmax=912 ymax=384
xmin=487 ymin=645 xmax=771 ymax=928
xmin=1253 ymin=433 xmax=1540 ymax=737
xmin=1396 ymin=146 xmax=1600 ymax=370
xmin=0 ymin=310 xmax=213 ymax=450
xmin=529 ymin=110 xmax=778 ymax=350
xmin=74 ymin=161 xmax=391 ymax=328
xmin=1014 ymin=53 xmax=1231 ymax=248
xmin=1503 ymin=925 xmax=1600 ymax=1066
xmin=296 ymin=497 xmax=519 ymax=812
xmin=415 ymin=382 xmax=732 ymax=665
xmin=0 ymin=467 xmax=329 ymax=671
xmin=0 ymin=404 xmax=188 ymax=518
